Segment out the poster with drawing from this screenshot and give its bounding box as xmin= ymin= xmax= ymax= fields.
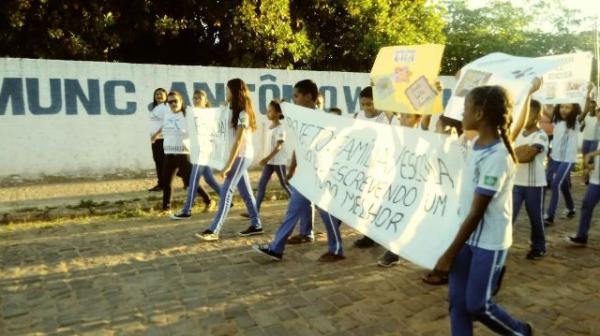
xmin=371 ymin=44 xmax=445 ymax=115
xmin=444 ymin=52 xmax=566 ymax=121
xmin=533 ymin=52 xmax=593 ymax=108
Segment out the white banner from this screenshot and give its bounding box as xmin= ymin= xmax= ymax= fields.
xmin=444 ymin=53 xmax=565 ymax=121
xmin=187 ymin=107 xmax=231 ymax=169
xmin=533 ymin=52 xmax=593 ymax=108
xmin=282 ymin=102 xmax=464 ymax=269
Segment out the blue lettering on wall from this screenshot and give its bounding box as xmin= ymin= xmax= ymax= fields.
xmin=0 ymin=78 xmax=25 ymax=115
xmin=319 ymin=86 xmax=337 ymax=110
xmin=65 ymin=79 xmax=100 ymax=115
xmin=104 ymin=80 xmax=136 ymax=115
xmin=281 ymin=85 xmax=293 ymax=102
xmin=258 ymin=74 xmax=280 ymax=114
xmin=26 ymin=78 xmax=62 ymax=115
xmin=193 ymin=82 xmax=225 ymax=107
xmin=344 ymin=86 xmax=362 ymax=114
xmin=169 ymin=82 xmax=191 ymax=106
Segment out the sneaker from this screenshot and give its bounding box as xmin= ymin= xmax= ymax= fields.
xmin=252 ymin=244 xmax=282 ymax=261
xmin=148 ymin=185 xmax=162 ymax=192
xmin=195 ymin=229 xmax=219 ymax=241
xmin=559 ymin=209 xmax=576 ymax=220
xmin=567 ymin=235 xmax=588 ymax=246
xmin=353 ymin=236 xmax=376 ymax=248
xmin=239 ymin=226 xmax=264 ymax=236
xmin=525 ymin=249 xmax=546 ymax=260
xmin=318 ymin=252 xmax=346 ymax=262
xmin=170 ymin=212 xmax=191 ymax=220
xmin=240 ymin=212 xmax=251 ymax=218
xmin=526 ymin=322 xmax=534 ymax=336
xmin=287 ymin=234 xmax=314 ymax=244
xmin=543 ymin=216 xmax=554 ymax=226
xmin=203 ymin=199 xmax=217 ymax=213
xmin=377 ymin=251 xmax=400 ymax=267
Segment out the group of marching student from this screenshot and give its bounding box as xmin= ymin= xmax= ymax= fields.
xmin=147 ymin=75 xmax=600 ymax=335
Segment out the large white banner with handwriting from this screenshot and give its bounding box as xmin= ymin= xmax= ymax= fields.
xmin=282 ymin=102 xmax=465 ymax=269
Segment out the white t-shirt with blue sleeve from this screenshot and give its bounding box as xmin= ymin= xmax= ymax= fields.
xmin=231 ymin=110 xmax=254 ymax=159
xmin=460 ymin=140 xmax=515 ymax=250
xmin=551 ymin=120 xmax=580 ymax=163
xmin=514 ymin=130 xmax=548 ymax=187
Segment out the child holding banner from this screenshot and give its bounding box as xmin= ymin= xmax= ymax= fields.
xmin=568 ymin=142 xmax=600 ymax=246
xmin=433 ymin=83 xmax=539 ymax=336
xmin=512 ymin=99 xmax=548 ymax=260
xmin=253 ymin=79 xmax=345 ymax=262
xmin=544 ymin=103 xmax=582 ymax=225
xmin=160 ymin=91 xmax=211 ymax=212
xmin=171 ymin=90 xmax=221 ymax=220
xmin=196 ymin=79 xmax=262 ymax=240
xmin=148 ymin=88 xmax=169 ymax=192
xmin=354 ymin=87 xmax=386 ymax=123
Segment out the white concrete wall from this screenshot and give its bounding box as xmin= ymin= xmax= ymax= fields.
xmin=0 ymin=58 xmax=456 ymax=178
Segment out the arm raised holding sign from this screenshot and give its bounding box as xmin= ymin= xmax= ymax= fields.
xmin=510 ymin=77 xmax=542 ymax=142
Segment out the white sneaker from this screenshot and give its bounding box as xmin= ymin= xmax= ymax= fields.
xmin=195 ymin=230 xmax=219 ymax=241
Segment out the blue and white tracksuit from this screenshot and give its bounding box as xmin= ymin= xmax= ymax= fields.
xmin=181 ymin=164 xmax=222 ymax=215
xmin=576 ymin=143 xmax=600 ymax=239
xmin=512 ymin=130 xmax=548 ymax=252
xmin=545 ymin=121 xmax=578 ymax=219
xmin=450 ymin=140 xmax=529 ymax=336
xmin=256 ymin=165 xmax=291 ymax=212
xmin=268 ymin=186 xmax=314 ymax=254
xmin=208 ymin=111 xmax=261 ymax=234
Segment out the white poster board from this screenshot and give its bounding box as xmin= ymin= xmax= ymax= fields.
xmin=187 ymin=107 xmax=231 ymax=170
xmin=444 ymin=53 xmax=566 ymax=121
xmin=282 ymin=102 xmax=465 ymax=269
xmin=533 ymin=52 xmax=593 ymax=108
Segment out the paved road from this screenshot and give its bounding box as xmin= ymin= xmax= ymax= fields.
xmin=1 ymin=179 xmax=599 ymax=335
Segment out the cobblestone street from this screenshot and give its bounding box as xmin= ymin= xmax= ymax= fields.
xmin=1 ymin=177 xmax=599 ymax=335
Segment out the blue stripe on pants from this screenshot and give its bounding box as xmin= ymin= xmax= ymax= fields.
xmin=546 ymin=159 xmax=574 ymax=218
xmin=449 ymin=245 xmax=529 ymax=335
xmin=317 ymin=207 xmax=343 ymax=256
xmin=269 ymin=186 xmax=312 ymax=254
xmin=182 ymin=164 xmax=219 ymax=215
xmin=513 ymin=186 xmax=546 ymax=251
xmin=255 ymin=164 xmax=291 ymax=212
xmin=576 ymin=183 xmax=600 ymax=239
xmin=209 ymin=157 xmax=261 ymax=234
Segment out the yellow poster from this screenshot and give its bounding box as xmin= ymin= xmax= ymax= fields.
xmin=370 ymin=44 xmax=445 ymax=115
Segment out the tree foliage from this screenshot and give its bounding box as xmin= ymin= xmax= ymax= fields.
xmin=0 ymin=0 xmax=445 ymax=71
xmin=442 ymin=0 xmax=596 ymax=75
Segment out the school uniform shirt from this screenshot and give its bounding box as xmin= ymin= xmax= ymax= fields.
xmin=149 ymin=103 xmax=169 ymax=139
xmin=590 ymin=142 xmax=600 ymax=185
xmin=514 ymin=130 xmax=548 ymax=187
xmin=550 ymin=120 xmax=580 ymax=163
xmin=460 ymin=140 xmax=515 ymax=250
xmin=231 ymin=110 xmax=254 ymax=158
xmin=162 ymin=111 xmax=190 ymax=154
xmin=267 ymin=124 xmax=288 ymax=165
xmin=355 ymin=110 xmax=388 ymax=124
xmin=582 ymin=115 xmax=598 ymax=141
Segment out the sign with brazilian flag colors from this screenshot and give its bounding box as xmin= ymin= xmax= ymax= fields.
xmin=371 ymin=44 xmax=445 ymax=115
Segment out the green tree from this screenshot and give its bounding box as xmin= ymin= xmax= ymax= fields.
xmin=442 ymin=0 xmax=596 ymax=75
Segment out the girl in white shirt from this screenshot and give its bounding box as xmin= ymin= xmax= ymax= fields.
xmin=148 ymin=88 xmax=169 ymax=192
xmin=253 ymin=100 xmax=290 ymax=213
xmin=433 ymin=81 xmax=540 ymax=336
xmin=544 ymin=103 xmax=582 ymax=225
xmin=197 ymin=78 xmax=262 ymax=240
xmin=160 ymin=91 xmax=202 ymax=211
